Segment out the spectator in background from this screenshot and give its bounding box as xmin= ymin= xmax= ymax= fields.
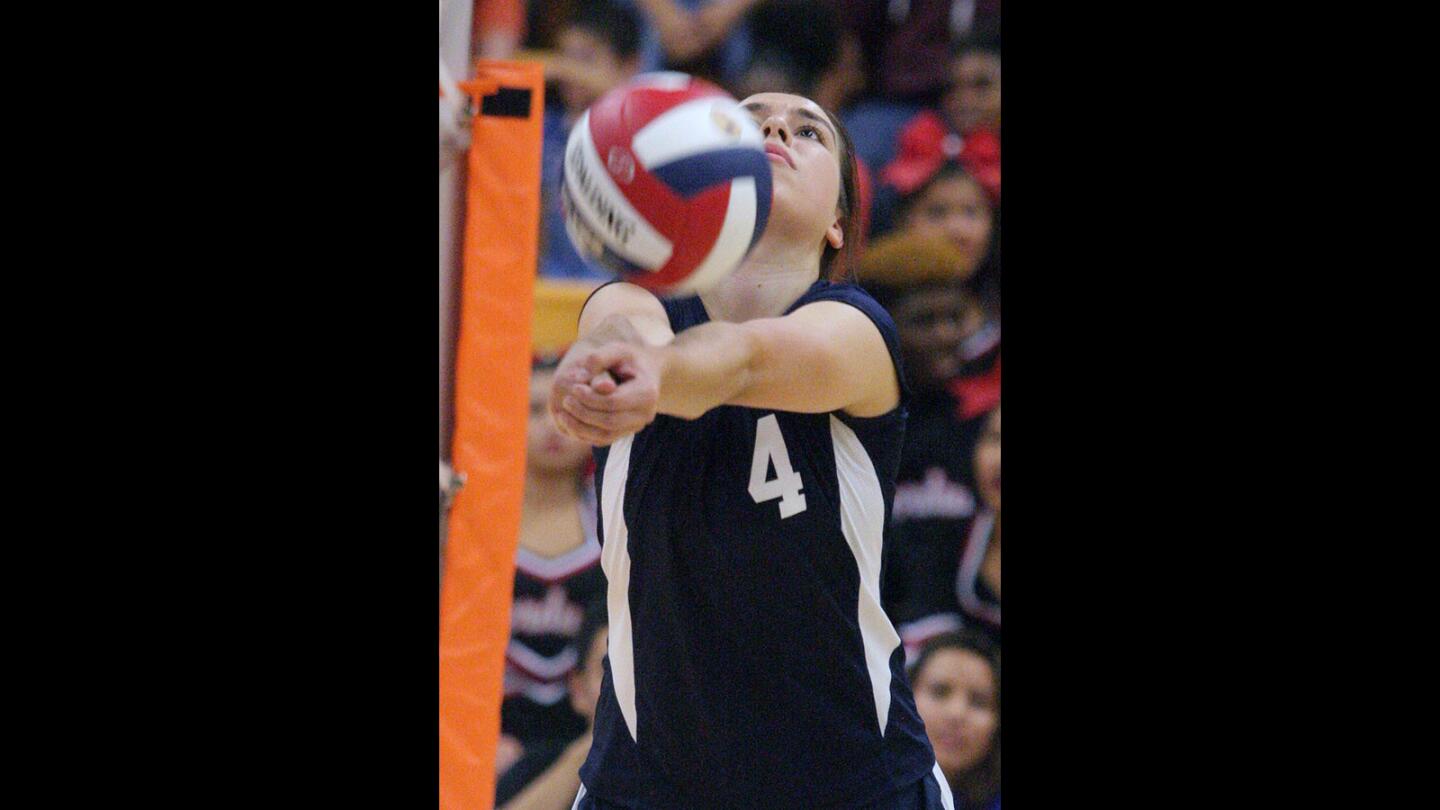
xmin=838 ymin=0 xmax=997 ymax=105
xmin=890 ymin=159 xmax=1001 ymax=322
xmin=910 ymin=630 xmax=1001 ymax=810
xmin=498 ymin=598 xmax=609 ymax=809
xmin=733 ymin=1 xmax=863 ymax=112
xmin=889 ymin=161 xmax=999 ymax=424
xmin=832 ymin=1 xmax=1000 ymax=176
xmin=956 ymin=405 xmax=999 ymax=642
xmin=634 ymin=0 xmax=765 ymax=87
xmin=536 ymin=1 xmax=644 ymax=281
xmin=862 ymin=233 xmax=993 ymax=656
xmin=521 ymin=0 xmax=580 ymax=52
xmin=496 ymin=359 xmax=607 ymax=778
xmin=881 ymin=24 xmax=1002 ymax=209
xmin=472 ymin=0 xmax=526 ymax=61
xmin=734 ymin=1 xmax=875 ymax=248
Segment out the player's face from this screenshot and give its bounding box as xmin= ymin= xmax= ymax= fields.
xmin=900 ymin=176 xmax=993 ymax=276
xmin=974 ymin=407 xmax=1001 ymax=510
xmin=529 ymin=369 xmax=592 ymax=474
xmin=943 ymin=52 xmax=1001 ymax=134
xmin=739 ymin=93 xmax=845 ymax=255
xmin=913 ymin=648 xmax=998 ymax=778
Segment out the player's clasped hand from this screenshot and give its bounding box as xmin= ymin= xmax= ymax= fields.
xmin=549 ymin=341 xmax=661 ymax=446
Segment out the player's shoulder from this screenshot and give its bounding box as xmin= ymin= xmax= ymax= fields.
xmin=579 ymin=280 xmax=674 ymax=337
xmin=788 ymin=280 xmax=911 ymax=411
xmin=583 ymin=279 xmax=664 ymax=316
xmin=787 ymin=280 xmax=900 ymax=339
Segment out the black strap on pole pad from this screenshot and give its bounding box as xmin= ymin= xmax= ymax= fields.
xmin=479 ymin=86 xmax=532 ymax=118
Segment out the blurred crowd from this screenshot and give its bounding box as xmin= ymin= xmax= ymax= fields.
xmin=469 ymin=2 xmax=1002 ymax=808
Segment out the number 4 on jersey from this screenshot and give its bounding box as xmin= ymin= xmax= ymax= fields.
xmin=748 ymin=414 xmax=807 ymax=519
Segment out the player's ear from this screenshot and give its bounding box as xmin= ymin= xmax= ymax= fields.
xmin=825 ymin=218 xmax=844 ymax=250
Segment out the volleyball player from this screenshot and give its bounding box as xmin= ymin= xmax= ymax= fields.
xmin=551 ymin=93 xmax=954 ymax=809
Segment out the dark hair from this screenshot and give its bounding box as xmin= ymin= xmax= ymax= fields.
xmin=748 ymin=1 xmax=841 ymax=92
xmin=573 ymin=596 xmax=609 ymax=672
xmin=909 ymin=629 xmax=1001 ymax=808
xmin=566 ymin=0 xmax=642 ymax=60
xmin=950 ymin=20 xmax=1001 ymax=61
xmin=898 ymin=161 xmax=988 ymax=223
xmin=820 ymin=105 xmax=861 ymax=283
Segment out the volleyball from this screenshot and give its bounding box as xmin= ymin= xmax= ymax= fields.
xmin=561 ymin=72 xmax=772 ymax=296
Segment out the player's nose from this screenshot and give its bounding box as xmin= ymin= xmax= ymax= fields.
xmin=760 ymin=115 xmax=792 ymax=145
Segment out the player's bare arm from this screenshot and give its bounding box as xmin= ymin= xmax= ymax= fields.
xmin=554 ymin=299 xmax=899 ymax=445
xmin=549 ymin=282 xmax=673 ymax=445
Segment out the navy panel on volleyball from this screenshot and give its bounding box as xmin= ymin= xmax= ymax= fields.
xmin=647 ymin=147 xmax=770 ymax=250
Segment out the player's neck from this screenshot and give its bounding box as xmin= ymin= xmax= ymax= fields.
xmin=699 ymin=244 xmax=822 ymax=322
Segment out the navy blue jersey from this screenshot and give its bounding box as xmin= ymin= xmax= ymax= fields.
xmin=580 ymin=280 xmax=936 ymax=809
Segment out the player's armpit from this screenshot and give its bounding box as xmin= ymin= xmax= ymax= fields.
xmin=731 ymin=301 xmax=900 ymax=417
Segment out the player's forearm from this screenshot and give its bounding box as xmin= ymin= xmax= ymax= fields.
xmin=654 ymin=320 xmax=760 ymax=419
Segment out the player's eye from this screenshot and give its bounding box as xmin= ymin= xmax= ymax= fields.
xmin=797 ymin=126 xmax=819 ymax=140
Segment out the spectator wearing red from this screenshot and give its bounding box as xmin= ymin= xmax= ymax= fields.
xmin=881 ymin=24 xmax=1001 ymax=206
xmin=891 ymin=159 xmax=1000 ymax=389
xmin=836 ymin=0 xmax=1001 ymax=104
xmin=860 ymin=234 xmax=993 ymax=655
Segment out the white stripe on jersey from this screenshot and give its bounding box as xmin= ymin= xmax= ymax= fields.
xmin=830 ymin=415 xmax=905 ymax=736
xmin=599 ymin=435 xmax=639 ymax=742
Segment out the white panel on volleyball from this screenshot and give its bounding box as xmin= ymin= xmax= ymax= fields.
xmin=628 ymin=71 xmax=694 ymax=91
xmin=669 ymin=176 xmax=759 ymax=296
xmin=629 ymin=98 xmax=763 ymax=171
xmin=567 ymin=111 xmax=674 ymax=271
